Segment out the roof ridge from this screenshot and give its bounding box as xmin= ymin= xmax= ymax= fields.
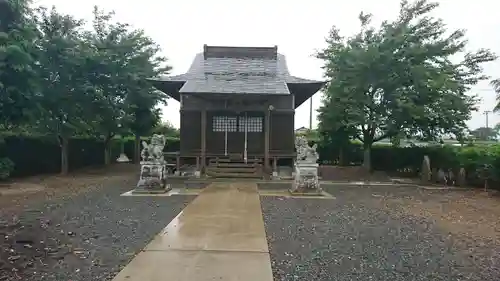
xmin=203 ymin=45 xmax=278 ymax=60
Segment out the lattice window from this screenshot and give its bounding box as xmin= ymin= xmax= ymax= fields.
xmin=239 ymin=116 xmax=263 ymax=132
xmin=212 ymin=116 xmax=237 ymax=132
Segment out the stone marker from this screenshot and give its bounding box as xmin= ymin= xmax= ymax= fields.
xmin=420 ymin=155 xmax=431 ymax=184
xmin=133 ymin=134 xmax=171 ymax=194
xmin=447 ymin=169 xmax=455 ymax=186
xmin=290 ymin=136 xmax=322 ymax=195
xmin=437 ymin=168 xmax=446 ymax=185
xmin=431 ymin=167 xmax=438 ymax=183
xmin=457 ymin=167 xmax=466 ymax=187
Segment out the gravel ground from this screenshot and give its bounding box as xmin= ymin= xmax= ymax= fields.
xmin=261 ymin=185 xmax=500 ymax=281
xmin=0 ymin=175 xmax=194 ymax=281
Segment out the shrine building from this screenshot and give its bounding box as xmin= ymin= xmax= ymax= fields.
xmin=148 ymin=45 xmax=324 ymax=178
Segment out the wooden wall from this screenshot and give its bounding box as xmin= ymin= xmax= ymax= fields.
xmin=179 ymin=94 xmax=295 ymax=158
xmin=270 ymin=112 xmax=294 ymax=154
xmin=180 ymin=110 xmax=201 ymax=155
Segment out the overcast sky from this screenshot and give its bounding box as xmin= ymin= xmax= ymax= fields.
xmin=35 ymin=0 xmax=500 ymax=130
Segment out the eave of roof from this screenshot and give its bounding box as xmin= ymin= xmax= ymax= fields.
xmin=287 ymin=81 xmax=325 ymax=108
xmin=147 ymin=79 xmax=184 ymax=101
xmin=148 ymin=78 xmax=325 ymax=108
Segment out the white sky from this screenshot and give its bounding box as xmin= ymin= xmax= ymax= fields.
xmin=36 ymin=0 xmax=500 ymax=130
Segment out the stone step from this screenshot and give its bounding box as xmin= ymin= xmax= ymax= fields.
xmin=209 ymin=159 xmax=262 ymax=164
xmin=207 ymin=167 xmax=258 ymax=173
xmin=211 ymin=163 xmax=261 ymax=168
xmin=205 ymin=171 xmax=263 ymax=179
xmin=207 ymin=166 xmax=262 ymax=173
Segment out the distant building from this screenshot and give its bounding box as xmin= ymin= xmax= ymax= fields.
xmin=295 ymin=127 xmax=309 ymax=134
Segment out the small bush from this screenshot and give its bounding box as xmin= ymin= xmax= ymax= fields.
xmin=0 ymin=157 xmax=14 ymax=180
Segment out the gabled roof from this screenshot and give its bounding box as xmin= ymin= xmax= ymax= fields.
xmin=148 ymin=45 xmax=325 ymax=108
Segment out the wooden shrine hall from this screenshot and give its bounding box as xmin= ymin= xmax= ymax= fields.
xmin=148 ymin=45 xmax=324 ymax=178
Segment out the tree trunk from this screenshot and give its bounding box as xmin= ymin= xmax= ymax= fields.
xmin=104 ymin=136 xmax=112 ymax=166
xmin=104 ymin=134 xmax=115 ymax=166
xmin=120 ymin=137 xmax=125 ymax=155
xmin=59 ymin=136 xmax=69 ymax=175
xmin=134 ymin=134 xmax=141 ymax=163
xmin=362 ymin=142 xmax=371 ymax=172
xmin=339 ymin=147 xmax=345 ymax=166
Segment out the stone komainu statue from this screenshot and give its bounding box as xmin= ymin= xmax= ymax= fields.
xmin=140 ymin=134 xmax=166 ymax=162
xmin=295 ymin=135 xmax=319 ymax=163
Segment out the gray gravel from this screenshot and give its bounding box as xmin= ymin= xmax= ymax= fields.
xmin=261 ymin=185 xmax=500 ymax=281
xmin=0 ymin=181 xmax=194 ymax=281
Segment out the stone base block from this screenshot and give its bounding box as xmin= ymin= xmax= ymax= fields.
xmin=133 ymin=178 xmax=171 ymax=194
xmin=289 ymin=185 xmax=323 ymax=195
xmin=288 ymin=190 xmax=325 ymax=197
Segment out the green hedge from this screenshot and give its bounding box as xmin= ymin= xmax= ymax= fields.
xmin=120 ymin=136 xmax=180 ymax=161
xmin=317 ymin=141 xmax=500 ymax=186
xmin=0 ymin=135 xmax=180 ymax=178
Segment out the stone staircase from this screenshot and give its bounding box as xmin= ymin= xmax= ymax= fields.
xmin=206 ymin=157 xmax=263 ymax=179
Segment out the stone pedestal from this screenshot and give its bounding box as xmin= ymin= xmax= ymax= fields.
xmin=290 ymin=135 xmax=322 ymax=195
xmin=290 ymin=161 xmax=321 ymax=194
xmin=133 ymin=134 xmax=171 ymax=194
xmin=457 ymin=168 xmax=466 ymax=187
xmin=420 ymin=155 xmax=431 ymax=184
xmin=133 ymin=162 xmax=171 ymax=194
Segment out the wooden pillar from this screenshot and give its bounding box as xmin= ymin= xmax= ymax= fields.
xmin=201 ymin=109 xmax=207 ymax=172
xmin=264 ymin=110 xmax=270 ymax=171
xmin=176 ymin=155 xmax=180 ymax=174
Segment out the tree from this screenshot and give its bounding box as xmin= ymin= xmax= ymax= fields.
xmin=83 ymin=7 xmax=136 ymax=165
xmin=120 ymin=32 xmax=170 ymax=163
xmin=152 ymin=121 xmax=179 ymax=138
xmin=317 ymin=0 xmax=496 ymax=170
xmin=81 ymin=6 xmax=171 ymax=165
xmin=492 ymin=123 xmax=500 ymax=139
xmin=0 ymin=2 xmax=170 ymax=176
xmin=34 ymin=7 xmax=96 ymax=174
xmin=491 ymin=79 xmax=500 ymax=112
xmin=0 ymin=0 xmax=39 ymax=127
xmin=317 ymin=99 xmax=356 ymax=165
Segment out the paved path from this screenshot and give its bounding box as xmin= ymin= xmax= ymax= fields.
xmin=112 ymin=182 xmax=273 ymax=281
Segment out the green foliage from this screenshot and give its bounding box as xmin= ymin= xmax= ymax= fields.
xmin=0 ymin=157 xmax=14 ymax=180
xmin=316 ymin=0 xmax=496 ymax=170
xmin=81 ymin=7 xmax=132 ymax=140
xmin=34 ymin=7 xmax=92 ymax=138
xmin=0 ymin=134 xmax=180 ymax=178
xmin=491 ymin=79 xmax=500 ymax=112
xmin=83 ymin=6 xmax=170 ymax=140
xmin=0 ymin=0 xmax=39 ymax=126
xmin=318 ymin=138 xmax=500 ymax=187
xmin=0 ymin=3 xmax=171 ymax=175
xmin=152 ymin=122 xmax=179 ymax=138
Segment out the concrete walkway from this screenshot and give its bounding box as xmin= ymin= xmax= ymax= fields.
xmin=112 ymin=182 xmax=273 ymax=281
